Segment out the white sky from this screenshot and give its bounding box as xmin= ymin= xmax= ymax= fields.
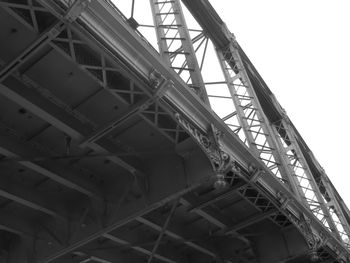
xmin=113 ymin=0 xmax=350 ymax=207
xmin=209 ymin=0 xmax=350 ymax=206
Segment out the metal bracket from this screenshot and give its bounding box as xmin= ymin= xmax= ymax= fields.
xmin=174 ymin=113 xmax=234 ymax=188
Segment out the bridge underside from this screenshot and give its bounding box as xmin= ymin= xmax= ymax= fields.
xmin=0 ymin=1 xmax=345 ymax=263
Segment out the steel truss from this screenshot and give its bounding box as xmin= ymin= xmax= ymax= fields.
xmin=0 ymin=0 xmax=349 ymax=262
xmin=106 ymin=0 xmax=350 ymax=257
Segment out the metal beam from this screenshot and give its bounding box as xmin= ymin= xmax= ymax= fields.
xmin=80 ymin=98 xmax=155 ymax=147
xmin=136 ymin=216 xmax=217 ymax=258
xmin=0 ymin=75 xmax=142 ymax=175
xmin=0 ymin=0 xmax=90 ymax=81
xmin=225 ymin=210 xmax=277 ymax=235
xmin=103 ymin=233 xmax=177 ymax=263
xmin=80 ymin=79 xmax=170 ymax=148
xmin=0 ymin=212 xmax=48 ymax=241
xmin=1 ymin=0 xmax=348 ymax=262
xmin=0 ymin=21 xmax=64 ymax=82
xmin=181 ymin=198 xmax=230 ymax=229
xmin=147 ymin=199 xmax=179 ymax=263
xmin=188 ymin=181 xmax=246 ymax=212
xmin=35 ymin=164 xmax=207 ymax=263
xmin=0 ymin=131 xmax=101 ymax=199
xmin=0 ymin=0 xmax=149 ymax=175
xmin=0 ymin=181 xmax=65 ymax=221
xmin=181 ymin=196 xmax=251 ymax=246
xmin=71 ymin=250 xmax=143 ymax=263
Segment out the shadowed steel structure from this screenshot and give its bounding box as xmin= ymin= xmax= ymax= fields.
xmin=0 ymin=0 xmax=349 ymax=262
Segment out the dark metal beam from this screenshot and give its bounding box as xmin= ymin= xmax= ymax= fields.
xmin=147 ymin=199 xmax=179 ymax=263
xmin=181 ymin=196 xmax=252 ymax=246
xmin=0 ymin=0 xmax=150 ymax=176
xmin=0 ymin=21 xmax=64 ymax=82
xmin=70 ymin=250 xmax=143 ymax=263
xmin=103 ymin=233 xmax=177 ymax=263
xmin=188 ymin=181 xmax=246 ymax=212
xmin=36 ymin=174 xmax=206 ymax=262
xmin=225 ymin=210 xmax=277 ymax=235
xmin=0 ymin=0 xmax=92 ymax=81
xmin=136 ymin=216 xmax=217 ymax=258
xmin=0 ymin=212 xmax=47 ymax=241
xmin=0 ymin=74 xmax=142 ymax=178
xmin=0 ymin=131 xmax=101 ymax=199
xmin=0 ymin=180 xmax=65 ymax=220
xmin=181 ymin=197 xmax=231 ymax=229
xmin=80 ymin=97 xmax=157 ymax=148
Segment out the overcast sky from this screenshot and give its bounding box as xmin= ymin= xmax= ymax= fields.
xmin=209 ymin=0 xmax=350 ymax=206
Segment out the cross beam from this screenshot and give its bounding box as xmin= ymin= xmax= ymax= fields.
xmin=103 ymin=233 xmax=177 ymax=263
xmin=225 ymin=209 xmax=277 ymax=235
xmin=136 ymin=216 xmax=217 ymax=258
xmin=0 ymin=181 xmax=65 ymax=221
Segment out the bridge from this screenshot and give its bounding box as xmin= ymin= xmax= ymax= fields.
xmin=0 ymin=0 xmax=349 ymax=262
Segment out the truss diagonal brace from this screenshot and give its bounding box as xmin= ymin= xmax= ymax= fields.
xmin=148 ymin=199 xmax=179 ymax=263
